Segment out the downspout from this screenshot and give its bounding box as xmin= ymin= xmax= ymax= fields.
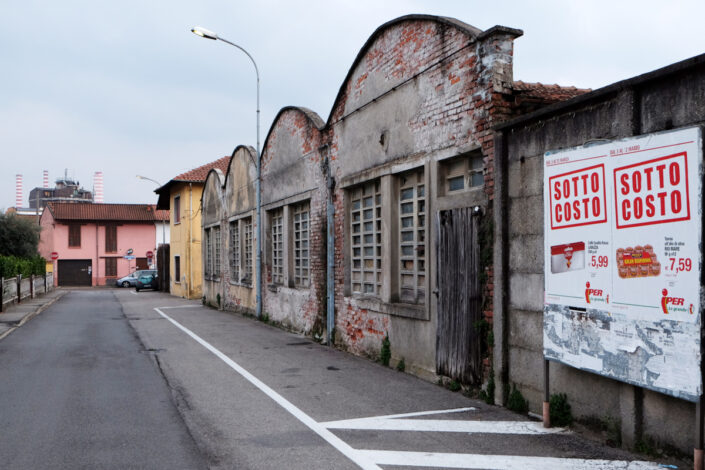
xmin=189 ymin=183 xmax=193 ymax=299
xmin=324 ymin=148 xmax=335 ymax=346
xmin=95 ymin=225 xmax=99 ymax=286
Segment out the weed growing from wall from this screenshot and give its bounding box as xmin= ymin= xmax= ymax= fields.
xmin=396 ymin=358 xmax=405 ymax=372
xmin=549 ymin=393 xmax=573 ymax=426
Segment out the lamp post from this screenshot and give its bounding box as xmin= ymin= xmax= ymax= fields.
xmin=136 ymin=175 xmax=166 ymax=247
xmin=191 ymin=26 xmax=262 ymax=319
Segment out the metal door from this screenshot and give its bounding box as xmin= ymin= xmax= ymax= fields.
xmin=57 ymin=260 xmax=92 ymax=286
xmin=436 ymin=208 xmax=483 ymax=384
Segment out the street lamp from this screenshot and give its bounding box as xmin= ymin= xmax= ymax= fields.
xmin=191 ymin=25 xmax=263 ymax=319
xmin=136 ymin=175 xmax=166 ymax=248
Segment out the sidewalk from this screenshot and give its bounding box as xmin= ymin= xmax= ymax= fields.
xmin=0 ymin=288 xmax=68 ymax=340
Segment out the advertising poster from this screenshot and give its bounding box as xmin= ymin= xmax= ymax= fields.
xmin=543 ymin=127 xmax=702 ymax=402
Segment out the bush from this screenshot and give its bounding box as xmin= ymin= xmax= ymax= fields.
xmin=507 ymin=384 xmax=529 ymax=413
xmin=0 ymin=255 xmax=46 ymax=278
xmin=380 ymin=334 xmax=391 ymax=366
xmin=550 ymin=393 xmax=573 ymax=426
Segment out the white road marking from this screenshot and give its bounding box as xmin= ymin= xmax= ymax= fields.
xmin=356 ymin=450 xmax=660 ymax=469
xmin=155 ymin=305 xmax=659 ymax=470
xmin=331 ymin=406 xmax=477 ymax=421
xmin=154 ymin=307 xmax=382 ymax=470
xmin=322 ymin=418 xmax=565 ymax=434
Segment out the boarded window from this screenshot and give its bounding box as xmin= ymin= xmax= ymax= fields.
xmin=174 ymin=255 xmax=181 ymax=282
xmin=270 ymin=209 xmax=284 ymax=284
xmin=293 ymin=202 xmax=310 ymax=288
xmin=105 ymin=257 xmax=117 ymax=277
xmin=174 ymin=195 xmax=181 ymax=223
xmin=105 ymin=225 xmax=117 ymax=252
xmin=398 ymin=170 xmax=425 ymax=304
xmin=69 ymin=224 xmax=81 ymax=247
xmin=350 ymin=180 xmax=381 ymax=296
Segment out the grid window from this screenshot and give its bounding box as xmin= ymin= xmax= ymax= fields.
xmin=213 ymin=226 xmax=221 ymax=278
xmin=244 ymin=218 xmax=253 ymax=285
xmin=270 ymin=209 xmax=284 ymax=284
xmin=174 ymin=256 xmax=181 ymax=282
xmin=230 ymin=221 xmax=240 ymax=282
xmin=205 ymin=228 xmax=212 ymax=277
xmin=293 ymin=202 xmax=310 ymax=288
xmin=399 ymin=170 xmax=426 ymax=303
xmin=69 ymin=224 xmax=81 ymax=247
xmin=350 ymin=180 xmax=382 ymax=296
xmin=443 ymin=153 xmax=484 ymax=193
xmin=105 ymin=257 xmax=117 ymax=277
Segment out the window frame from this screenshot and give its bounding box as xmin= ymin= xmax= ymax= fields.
xmin=105 ymin=257 xmax=117 ymax=277
xmin=269 ymin=208 xmax=284 ymax=285
xmin=105 ymin=224 xmax=117 ymax=253
xmin=397 ymin=169 xmax=426 ymax=305
xmin=440 ymin=152 xmax=484 ymax=195
xmin=292 ymin=202 xmax=310 ymax=288
xmin=68 ymin=224 xmax=81 ymax=248
xmin=174 ymin=255 xmax=181 ymax=283
xmin=349 ymin=180 xmax=382 ymax=297
xmin=174 ymin=195 xmax=181 ymax=224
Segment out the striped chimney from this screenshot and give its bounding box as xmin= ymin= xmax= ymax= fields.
xmin=93 ymin=171 xmax=104 ymax=203
xmin=43 ymin=170 xmax=49 ymax=188
xmin=15 ymin=174 xmax=23 ymax=208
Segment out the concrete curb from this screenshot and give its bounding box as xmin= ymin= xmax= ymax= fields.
xmin=0 ymin=290 xmax=68 ymax=341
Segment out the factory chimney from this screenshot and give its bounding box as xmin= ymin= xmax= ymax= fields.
xmin=15 ymin=174 xmax=23 ymax=208
xmin=43 ymin=170 xmax=49 ymax=188
xmin=93 ymin=171 xmax=104 ymax=203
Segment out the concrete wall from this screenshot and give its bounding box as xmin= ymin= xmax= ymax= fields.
xmin=494 ymin=55 xmax=705 ymax=452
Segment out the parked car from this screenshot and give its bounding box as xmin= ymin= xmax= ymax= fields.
xmin=116 ymin=270 xmax=156 ymax=288
xmin=135 ymin=273 xmax=158 ymax=292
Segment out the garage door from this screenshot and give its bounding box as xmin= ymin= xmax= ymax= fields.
xmin=58 ymin=260 xmax=92 ymax=286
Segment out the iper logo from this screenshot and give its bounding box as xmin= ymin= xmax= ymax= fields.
xmin=585 ymin=282 xmax=605 ymax=304
xmin=660 ymin=288 xmax=691 ymax=314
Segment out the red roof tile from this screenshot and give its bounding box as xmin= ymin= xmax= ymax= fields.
xmin=47 ymin=202 xmax=169 ymax=222
xmin=513 ymin=81 xmax=591 ymax=102
xmin=171 ymin=156 xmax=230 ymax=183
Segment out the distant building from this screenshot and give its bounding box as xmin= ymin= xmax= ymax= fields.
xmin=29 ymin=176 xmax=93 ymax=209
xmin=39 ymin=202 xmax=169 ymax=286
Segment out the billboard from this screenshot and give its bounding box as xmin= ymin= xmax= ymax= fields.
xmin=543 ymin=127 xmax=702 ymax=402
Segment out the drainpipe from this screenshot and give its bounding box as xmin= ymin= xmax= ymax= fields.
xmin=95 ymin=225 xmax=99 ymax=286
xmin=325 ymin=150 xmax=335 ymax=346
xmin=189 ymin=183 xmax=193 ymax=299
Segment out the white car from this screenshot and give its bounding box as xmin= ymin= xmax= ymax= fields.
xmin=116 ymin=270 xmax=157 ymax=287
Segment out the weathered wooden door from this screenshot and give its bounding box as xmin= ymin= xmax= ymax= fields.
xmin=436 ymin=208 xmax=483 ymax=384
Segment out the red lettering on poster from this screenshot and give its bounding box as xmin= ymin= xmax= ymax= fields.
xmin=548 ymin=164 xmax=608 ymax=230
xmin=614 ymin=152 xmax=690 ymax=229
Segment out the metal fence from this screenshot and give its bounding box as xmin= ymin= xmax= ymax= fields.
xmin=0 ymin=273 xmax=54 ymax=312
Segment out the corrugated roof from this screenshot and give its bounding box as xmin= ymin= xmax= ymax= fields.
xmin=171 ymin=156 xmax=231 ymax=183
xmin=47 ymin=202 xmax=169 ymax=222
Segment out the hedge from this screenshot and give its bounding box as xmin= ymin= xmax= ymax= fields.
xmin=0 ymin=255 xmax=46 ymax=279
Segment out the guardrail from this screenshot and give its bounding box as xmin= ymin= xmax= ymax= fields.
xmin=0 ymin=273 xmax=54 ymax=312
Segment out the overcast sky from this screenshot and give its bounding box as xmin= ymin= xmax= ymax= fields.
xmin=2 ymin=0 xmax=704 ymax=210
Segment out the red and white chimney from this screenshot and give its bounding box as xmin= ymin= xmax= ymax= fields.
xmin=43 ymin=170 xmax=49 ymax=188
xmin=15 ymin=174 xmax=23 ymax=208
xmin=93 ymin=171 xmax=104 ymax=203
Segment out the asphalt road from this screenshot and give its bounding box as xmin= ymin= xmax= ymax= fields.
xmin=0 ymin=289 xmax=206 ymax=470
xmin=0 ymin=289 xmax=675 ymax=469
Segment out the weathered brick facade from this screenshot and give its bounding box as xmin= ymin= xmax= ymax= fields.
xmin=201 ymin=14 xmax=582 ymax=385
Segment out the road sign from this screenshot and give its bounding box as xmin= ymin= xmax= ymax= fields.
xmin=146 ymin=250 xmax=153 ymax=258
xmin=124 ymin=255 xmax=135 ymax=260
xmin=127 ymin=248 xmax=134 ymax=255
xmin=51 ymin=252 xmax=59 ymax=260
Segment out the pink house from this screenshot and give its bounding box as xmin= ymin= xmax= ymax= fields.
xmin=39 ymin=202 xmax=169 ymax=286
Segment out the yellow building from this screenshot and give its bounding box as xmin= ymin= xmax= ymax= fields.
xmin=156 ymin=157 xmax=230 ymax=299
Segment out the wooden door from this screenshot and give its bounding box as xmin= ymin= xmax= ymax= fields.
xmin=436 ymin=208 xmax=483 ymax=384
xmin=57 ymin=260 xmax=92 ymax=286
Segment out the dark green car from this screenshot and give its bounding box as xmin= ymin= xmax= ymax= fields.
xmin=135 ymin=273 xmax=158 ymax=292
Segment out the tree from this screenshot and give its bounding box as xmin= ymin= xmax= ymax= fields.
xmin=0 ymin=213 xmax=41 ymax=258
